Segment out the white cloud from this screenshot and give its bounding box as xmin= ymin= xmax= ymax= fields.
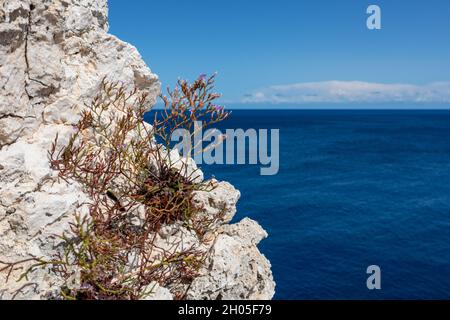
xmin=241 ymin=81 xmax=450 ymax=104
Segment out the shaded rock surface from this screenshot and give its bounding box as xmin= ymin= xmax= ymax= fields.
xmin=0 ymin=0 xmax=275 ymax=300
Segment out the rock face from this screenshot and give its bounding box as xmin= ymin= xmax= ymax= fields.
xmin=187 ymin=218 xmax=275 ymax=300
xmin=0 ymin=0 xmax=275 ymax=300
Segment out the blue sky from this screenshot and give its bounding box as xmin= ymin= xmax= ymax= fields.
xmin=109 ymin=0 xmax=450 ymax=107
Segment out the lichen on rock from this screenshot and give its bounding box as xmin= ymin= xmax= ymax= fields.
xmin=0 ymin=0 xmax=275 ymax=300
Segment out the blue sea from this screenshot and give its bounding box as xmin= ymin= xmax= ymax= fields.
xmin=148 ymin=110 xmax=450 ymax=299
xmin=199 ymin=110 xmax=450 ymax=300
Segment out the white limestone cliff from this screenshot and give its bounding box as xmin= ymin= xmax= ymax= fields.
xmin=0 ymin=0 xmax=275 ymax=300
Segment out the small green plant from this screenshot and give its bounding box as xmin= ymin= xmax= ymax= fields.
xmin=0 ymin=74 xmax=230 ymax=300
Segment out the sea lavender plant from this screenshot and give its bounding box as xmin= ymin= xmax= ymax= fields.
xmin=0 ymin=74 xmax=230 ymax=300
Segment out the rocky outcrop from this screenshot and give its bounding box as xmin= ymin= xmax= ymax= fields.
xmin=187 ymin=218 xmax=275 ymax=300
xmin=0 ymin=0 xmax=274 ymax=300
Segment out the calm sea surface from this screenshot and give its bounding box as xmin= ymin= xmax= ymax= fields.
xmin=147 ymin=109 xmax=450 ymax=299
